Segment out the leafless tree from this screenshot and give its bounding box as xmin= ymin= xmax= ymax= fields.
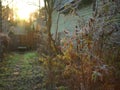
xmin=0 ymin=0 xmax=2 ymax=32
xmin=44 ymin=0 xmax=60 ymax=54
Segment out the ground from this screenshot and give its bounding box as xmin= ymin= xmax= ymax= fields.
xmin=0 ymin=52 xmax=44 ymax=90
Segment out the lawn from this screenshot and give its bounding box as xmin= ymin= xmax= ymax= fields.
xmin=0 ymin=52 xmax=44 ymax=90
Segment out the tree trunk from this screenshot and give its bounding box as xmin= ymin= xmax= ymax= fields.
xmin=0 ymin=0 xmax=2 ymax=32
xmin=47 ymin=12 xmax=59 ymax=55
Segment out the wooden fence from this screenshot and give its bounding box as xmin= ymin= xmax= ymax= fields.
xmin=9 ymin=31 xmax=39 ymax=50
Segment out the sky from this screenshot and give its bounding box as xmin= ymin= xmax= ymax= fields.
xmin=2 ymin=0 xmax=44 ymax=9
xmin=2 ymin=0 xmax=44 ymax=20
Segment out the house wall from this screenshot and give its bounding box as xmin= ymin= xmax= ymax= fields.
xmin=51 ymin=5 xmax=93 ymax=34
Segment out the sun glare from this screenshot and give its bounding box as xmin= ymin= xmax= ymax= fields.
xmin=16 ymin=3 xmax=34 ymax=20
xmin=2 ymin=0 xmax=44 ymax=20
xmin=17 ymin=9 xmax=32 ymax=20
xmin=15 ymin=0 xmax=44 ymax=20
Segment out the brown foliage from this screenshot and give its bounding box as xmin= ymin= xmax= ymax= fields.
xmin=0 ymin=33 xmax=10 ymax=61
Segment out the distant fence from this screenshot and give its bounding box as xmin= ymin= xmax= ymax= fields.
xmin=9 ymin=31 xmax=39 ymax=51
